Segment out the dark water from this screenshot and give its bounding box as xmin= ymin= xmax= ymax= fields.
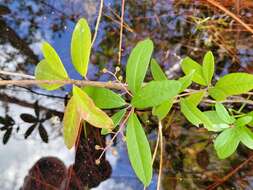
xmin=1 ymin=0 xmax=253 ymax=189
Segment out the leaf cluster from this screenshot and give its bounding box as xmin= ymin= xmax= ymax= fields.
xmin=34 ymin=18 xmax=253 ymax=187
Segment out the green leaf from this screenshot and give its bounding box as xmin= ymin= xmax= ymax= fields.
xmin=215 ymin=103 xmax=235 ymax=124
xmin=202 ymin=51 xmax=214 ymax=85
xmin=131 ymin=80 xmax=181 ymax=109
xmin=126 ymin=39 xmax=154 ymax=94
xmin=186 ymin=91 xmax=205 ymax=106
xmin=152 ymin=99 xmax=173 ymax=120
xmin=181 ymin=57 xmax=207 ymax=86
xmin=71 ymin=18 xmax=91 ymax=77
xmin=72 ymin=86 xmax=114 ymax=130
xmin=63 ymin=96 xmax=82 ymax=149
xmin=178 ymin=70 xmax=195 ymax=92
xmin=126 ymin=112 xmax=152 ymax=186
xmin=35 ymin=42 xmax=69 ymax=90
xmin=234 ymin=116 xmax=252 ymax=127
xmin=101 ymin=109 xmax=126 ymax=135
xmin=180 ymin=98 xmax=213 ymax=130
xmin=209 ymin=73 xmax=253 ymax=100
xmin=83 ymin=86 xmax=126 ymax=109
xmin=150 ymin=59 xmax=167 ymax=81
xmin=203 ymin=111 xmax=230 ymax=131
xmin=239 ymin=125 xmax=253 ymax=149
xmin=247 ymin=111 xmax=253 ymax=127
xmin=214 ymin=127 xmax=240 ymax=159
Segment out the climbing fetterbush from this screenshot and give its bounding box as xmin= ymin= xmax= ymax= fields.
xmin=35 ymin=18 xmax=253 ymax=187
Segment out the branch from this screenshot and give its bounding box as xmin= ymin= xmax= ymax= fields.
xmin=0 ymin=79 xmax=126 ymax=90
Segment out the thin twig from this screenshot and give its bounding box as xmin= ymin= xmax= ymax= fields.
xmin=0 ymin=70 xmax=35 ymax=79
xmin=206 ymin=153 xmax=253 ymax=190
xmin=152 ymin=131 xmax=160 ymax=165
xmin=206 ymin=0 xmax=253 ymax=34
xmin=157 ymin=121 xmax=163 ymax=190
xmin=91 ymin=0 xmax=104 ymax=47
xmin=97 ymin=107 xmax=134 ymax=161
xmin=118 ymin=0 xmax=125 ymax=65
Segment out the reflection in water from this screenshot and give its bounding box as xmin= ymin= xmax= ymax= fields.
xmin=0 ymin=0 xmax=253 ymax=189
xmin=21 ymin=127 xmax=111 ymax=190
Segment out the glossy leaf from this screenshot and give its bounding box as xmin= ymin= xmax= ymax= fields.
xmin=83 ymin=86 xmax=126 ymax=109
xmin=247 ymin=111 xmax=253 ymax=127
xmin=35 ymin=42 xmax=69 ymax=90
xmin=101 ymin=109 xmax=126 ymax=135
xmin=186 ymin=91 xmax=205 ymax=106
xmin=214 ymin=127 xmax=240 ymax=159
xmin=71 ymin=18 xmax=91 ymax=77
xmin=131 ymin=80 xmax=181 ymax=109
xmin=63 ymin=96 xmax=82 ymax=149
xmin=181 ymin=57 xmax=206 ymax=86
xmin=152 ymin=99 xmax=173 ymax=120
xmin=73 ymin=86 xmax=114 ymax=130
xmin=209 ymin=73 xmax=253 ymax=100
xmin=203 ymin=111 xmax=230 ymax=131
xmin=215 ymin=103 xmax=235 ymax=124
xmin=150 ymin=59 xmax=167 ymax=81
xmin=202 ymin=51 xmax=214 ymax=85
xmin=178 ymin=70 xmax=195 ymax=92
xmin=126 ymin=112 xmax=152 ymax=186
xmin=234 ymin=116 xmax=252 ymax=127
xmin=239 ymin=125 xmax=253 ymax=149
xmin=126 ymin=39 xmax=154 ymax=94
xmin=180 ymin=98 xmax=213 ymax=130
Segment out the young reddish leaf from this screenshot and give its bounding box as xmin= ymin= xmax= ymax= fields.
xmin=73 ymin=86 xmax=114 ymax=130
xmin=63 ymin=96 xmax=82 ymax=149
